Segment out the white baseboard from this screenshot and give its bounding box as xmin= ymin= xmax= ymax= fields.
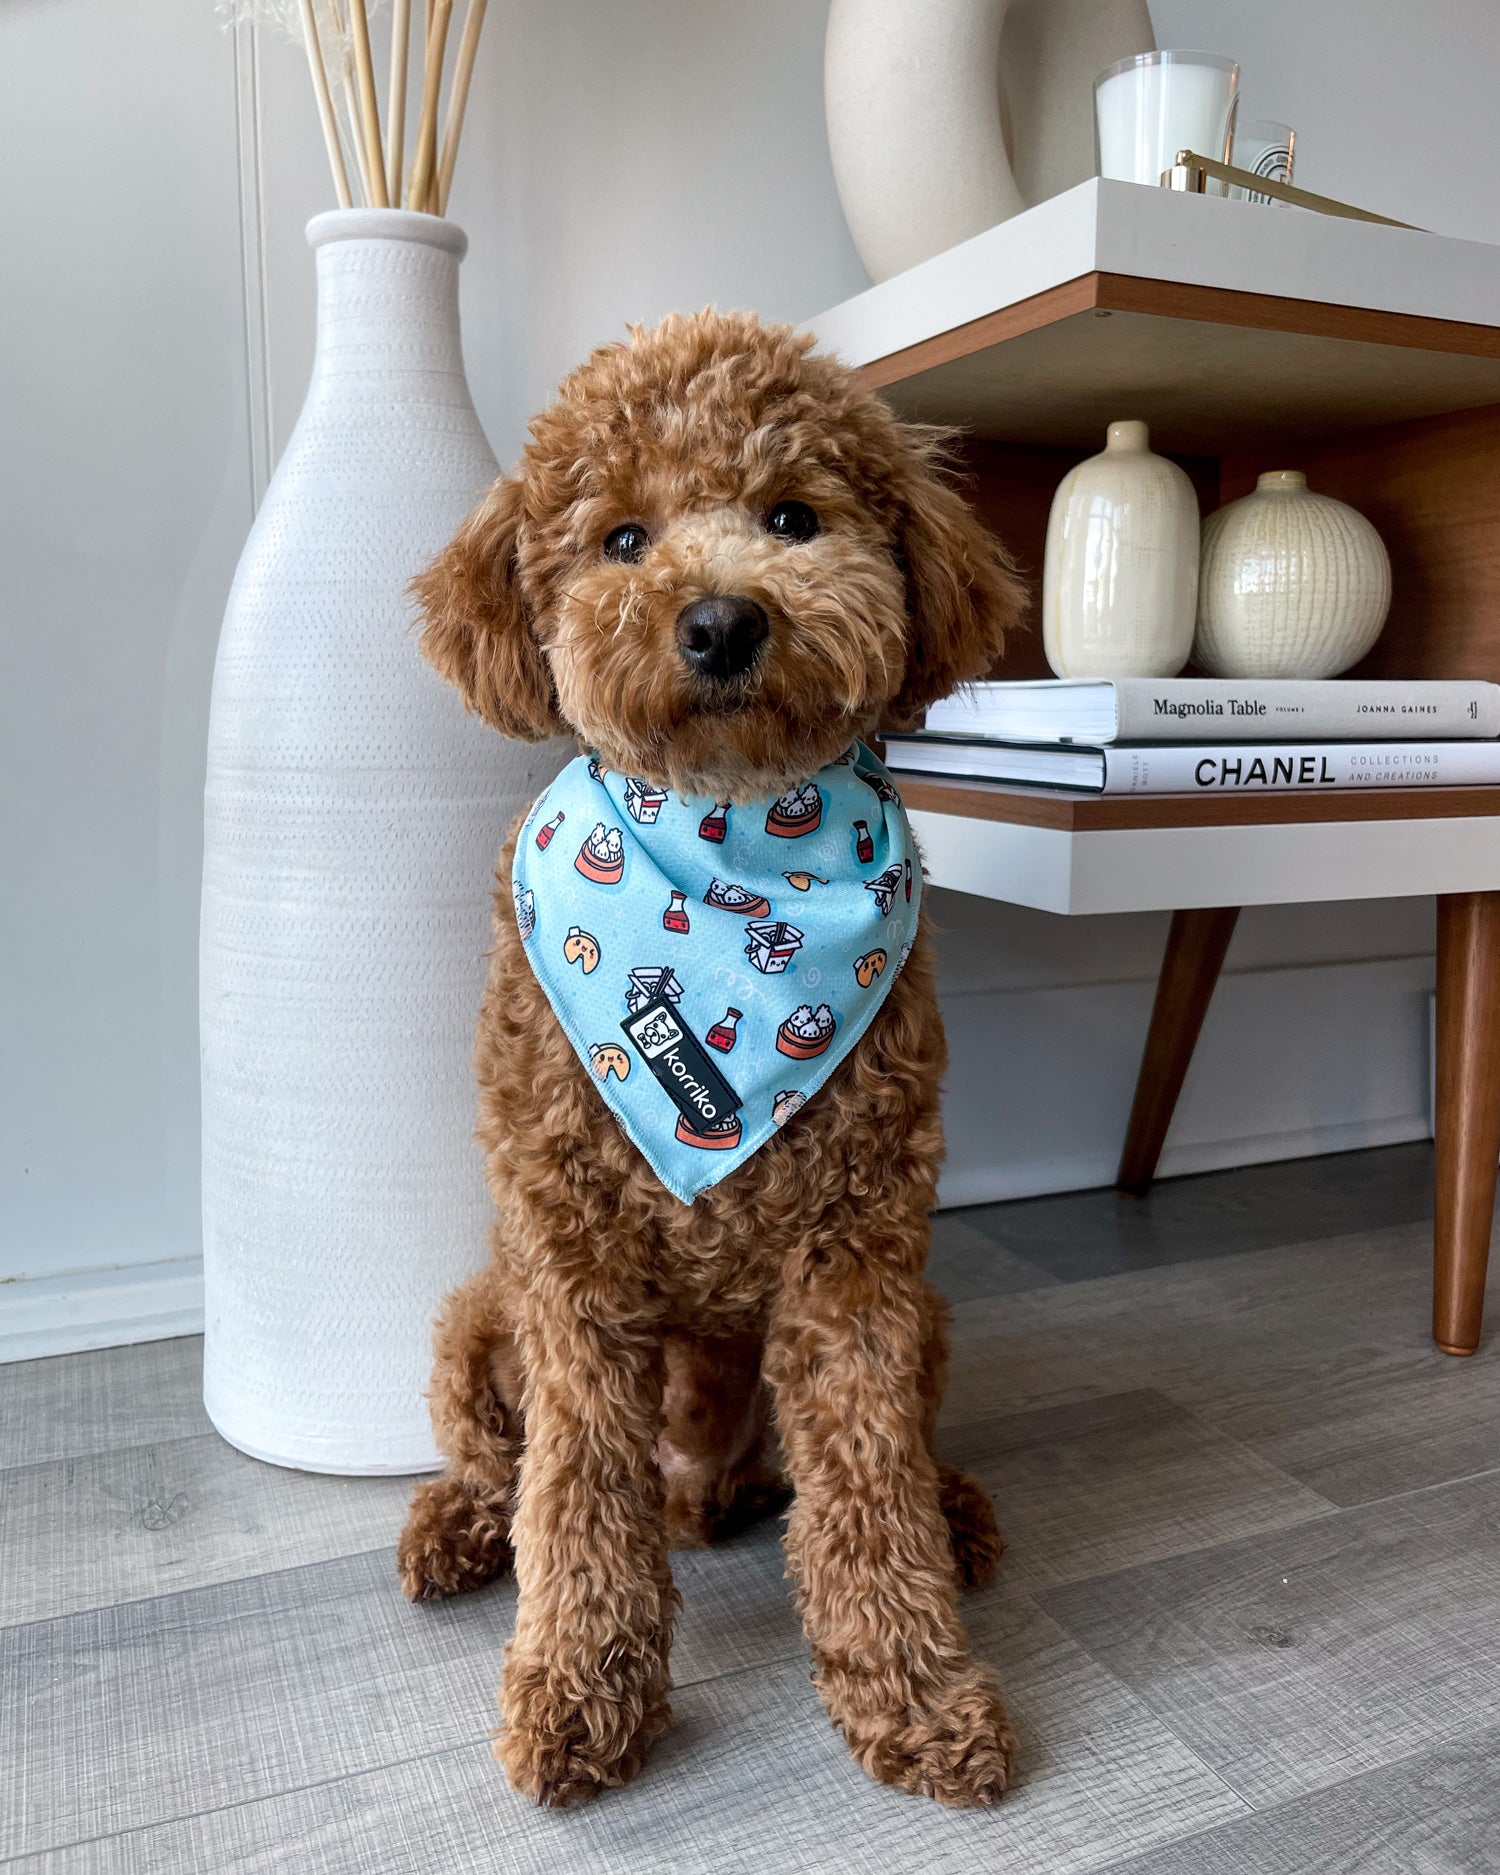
xmin=936 ymin=1114 xmax=1430 ymax=1210
xmin=1157 ymin=1114 xmax=1431 ymax=1183
xmin=0 ymin=1258 xmax=204 ymax=1364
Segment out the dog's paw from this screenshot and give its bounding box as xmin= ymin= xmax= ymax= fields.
xmin=832 ymin=1666 xmax=1015 ymax=1809
xmin=497 ymin=1649 xmax=671 ymax=1807
xmin=397 ymin=1476 xmax=513 ymax=1602
xmin=938 ymin=1465 xmax=1006 ymax=1591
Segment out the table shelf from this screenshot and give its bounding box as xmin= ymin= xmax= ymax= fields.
xmin=818 ymin=184 xmax=1500 ymax=1355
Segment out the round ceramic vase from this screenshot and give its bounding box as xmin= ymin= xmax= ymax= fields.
xmin=1043 ymin=420 xmax=1200 ymax=679
xmin=824 ymin=0 xmax=1154 ymax=281
xmin=201 ymin=210 xmax=568 ymax=1475
xmin=1194 ymin=470 xmax=1393 ymax=678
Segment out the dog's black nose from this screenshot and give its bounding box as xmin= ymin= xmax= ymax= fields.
xmin=676 ymin=596 xmax=768 ymax=682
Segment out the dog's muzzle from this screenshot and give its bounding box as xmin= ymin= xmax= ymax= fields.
xmin=676 ymin=595 xmax=768 ymax=683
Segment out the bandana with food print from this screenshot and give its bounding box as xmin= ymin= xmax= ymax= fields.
xmin=511 ymin=742 xmax=922 ymax=1202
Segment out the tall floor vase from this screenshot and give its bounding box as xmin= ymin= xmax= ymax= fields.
xmin=201 ymin=209 xmax=566 ymax=1474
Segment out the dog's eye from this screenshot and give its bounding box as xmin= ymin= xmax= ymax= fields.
xmin=765 ymin=501 xmax=819 ymax=543
xmin=603 ymin=523 xmax=650 ymax=565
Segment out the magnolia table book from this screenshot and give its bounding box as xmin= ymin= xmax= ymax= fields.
xmin=924 ymin=679 xmax=1500 ymax=746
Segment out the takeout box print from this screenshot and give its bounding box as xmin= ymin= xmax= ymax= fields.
xmin=625 ymin=777 xmax=667 ymax=824
xmin=744 ymin=919 xmax=804 ymax=975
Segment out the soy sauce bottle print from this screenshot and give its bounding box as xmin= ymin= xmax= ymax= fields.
xmin=904 ymin=856 xmax=912 ymax=902
xmin=535 ymin=809 xmax=565 ymax=850
xmin=662 ymin=889 xmax=691 ymax=934
xmin=706 ymin=1006 xmax=742 ymax=1052
xmin=698 ymin=801 xmax=730 ymax=844
xmin=854 ymin=818 xmax=874 ymax=864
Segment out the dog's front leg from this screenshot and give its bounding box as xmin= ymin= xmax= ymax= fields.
xmin=497 ymin=1288 xmax=674 ymax=1808
xmin=766 ymin=1254 xmax=1014 ymax=1808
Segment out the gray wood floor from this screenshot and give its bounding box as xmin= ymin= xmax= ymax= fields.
xmin=6 ymin=1143 xmax=1500 ymax=1874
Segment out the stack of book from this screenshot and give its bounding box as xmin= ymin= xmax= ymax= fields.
xmin=882 ymin=678 xmax=1500 ymax=796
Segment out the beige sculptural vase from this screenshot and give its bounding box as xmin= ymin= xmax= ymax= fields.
xmin=1043 ymin=421 xmax=1200 ymax=680
xmin=824 ymin=0 xmax=1155 ymax=282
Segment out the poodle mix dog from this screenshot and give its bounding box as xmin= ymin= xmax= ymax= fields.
xmin=397 ymin=309 xmax=1025 ymax=1809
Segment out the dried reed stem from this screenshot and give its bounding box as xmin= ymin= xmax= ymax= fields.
xmin=321 ymin=0 xmax=366 ymax=204
xmin=434 ymin=0 xmax=486 ymax=215
xmin=339 ymin=61 xmax=369 ymax=202
xmin=346 ymin=0 xmax=388 ymax=205
xmin=296 ymin=0 xmax=353 ymax=207
xmin=404 ymin=0 xmax=451 ymax=211
xmin=385 ymin=0 xmax=411 ymax=203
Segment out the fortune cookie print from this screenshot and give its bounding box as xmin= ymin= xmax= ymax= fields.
xmin=564 ymin=926 xmax=601 ymax=973
xmin=588 ymin=1042 xmax=631 ymax=1082
xmin=781 ymin=870 xmax=828 ymax=892
xmin=766 ymin=781 xmax=822 ymax=837
xmin=853 ymin=948 xmax=887 ymax=988
xmin=575 ymin=823 xmax=625 ymax=885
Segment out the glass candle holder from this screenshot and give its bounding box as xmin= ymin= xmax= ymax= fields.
xmin=1229 ymin=118 xmax=1297 ymax=203
xmin=1094 ymin=50 xmax=1239 ymax=188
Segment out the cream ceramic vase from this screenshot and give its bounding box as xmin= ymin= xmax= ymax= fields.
xmin=1043 ymin=420 xmax=1199 ymax=679
xmin=1194 ymin=470 xmax=1393 ymax=678
xmin=201 ymin=210 xmax=568 ymax=1475
xmin=824 ymin=0 xmax=1154 ymax=282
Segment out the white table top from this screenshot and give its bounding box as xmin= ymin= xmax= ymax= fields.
xmin=809 ymin=179 xmax=1500 ymax=371
xmin=805 ymin=183 xmax=1500 ymax=451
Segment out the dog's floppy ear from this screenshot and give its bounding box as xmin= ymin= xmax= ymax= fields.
xmin=414 ymin=474 xmax=567 ymax=741
xmin=884 ymin=442 xmax=1026 ymax=729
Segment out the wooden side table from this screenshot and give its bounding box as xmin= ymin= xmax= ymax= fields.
xmin=809 ymin=178 xmax=1500 ymax=1356
xmin=899 ymin=775 xmax=1500 ymax=1355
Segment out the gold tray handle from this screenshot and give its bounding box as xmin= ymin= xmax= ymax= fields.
xmin=1161 ymin=150 xmax=1421 ymax=231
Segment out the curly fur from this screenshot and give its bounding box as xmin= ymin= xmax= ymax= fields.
xmin=399 ymin=309 xmax=1024 ymax=1809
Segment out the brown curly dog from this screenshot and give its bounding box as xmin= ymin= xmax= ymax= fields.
xmin=397 ymin=308 xmax=1025 ymax=1809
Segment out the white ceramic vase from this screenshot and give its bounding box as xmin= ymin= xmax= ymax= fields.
xmin=201 ymin=209 xmax=567 ymax=1475
xmin=1043 ymin=420 xmax=1200 ymax=679
xmin=1194 ymin=471 xmax=1393 ymax=678
xmin=824 ymin=0 xmax=1155 ymax=283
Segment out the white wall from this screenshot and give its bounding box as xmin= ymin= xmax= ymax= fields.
xmin=3 ymin=0 xmax=1492 ymax=1354
xmin=2 ymin=0 xmax=255 ymax=1351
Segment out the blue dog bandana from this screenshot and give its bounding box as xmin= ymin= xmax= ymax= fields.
xmin=512 ymin=743 xmax=921 ymax=1202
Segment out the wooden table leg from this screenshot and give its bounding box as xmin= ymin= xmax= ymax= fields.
xmin=1116 ymin=906 xmax=1241 ymax=1197
xmin=1433 ymin=892 xmax=1500 ymax=1355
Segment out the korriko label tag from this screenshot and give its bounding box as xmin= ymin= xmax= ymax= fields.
xmin=621 ymin=1000 xmax=743 ymax=1130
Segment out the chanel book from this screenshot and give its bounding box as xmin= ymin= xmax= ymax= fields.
xmin=924 ymin=678 xmax=1500 ymax=745
xmin=882 ymin=735 xmax=1500 ymax=795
